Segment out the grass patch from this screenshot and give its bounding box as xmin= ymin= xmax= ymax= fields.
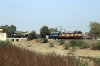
xmin=59 ymin=39 xmax=65 ymax=45
xmin=0 ymin=40 xmax=10 ymax=47
xmin=49 ymin=42 xmax=54 ymax=47
xmin=63 ymin=43 xmax=69 ymax=49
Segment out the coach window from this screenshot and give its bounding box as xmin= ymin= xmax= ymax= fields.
xmin=62 ymin=34 xmax=64 ymax=36
xmin=71 ymin=34 xmax=74 ymax=36
xmin=66 ymin=34 xmax=69 ymax=36
xmin=78 ymin=34 xmax=82 ymax=36
xmin=75 ymin=34 xmax=77 ymax=36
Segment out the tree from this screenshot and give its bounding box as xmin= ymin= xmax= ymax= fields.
xmin=49 ymin=28 xmax=58 ymax=33
xmin=0 ymin=25 xmax=11 ymax=37
xmin=40 ymin=26 xmax=50 ymax=37
xmin=10 ymin=24 xmax=16 ymax=34
xmin=0 ymin=25 xmax=17 ymax=37
xmin=89 ymin=22 xmax=100 ymax=39
xmin=29 ymin=30 xmax=36 ymax=39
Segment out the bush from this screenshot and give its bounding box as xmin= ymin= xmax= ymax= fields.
xmin=42 ymin=38 xmax=48 ymax=43
xmin=91 ymin=42 xmax=100 ymax=50
xmin=76 ymin=40 xmax=83 ymax=46
xmin=79 ymin=43 xmax=89 ymax=49
xmin=69 ymin=40 xmax=89 ymax=49
xmin=63 ymin=43 xmax=69 ymax=49
xmin=78 ymin=40 xmax=89 ymax=49
xmin=59 ymin=39 xmax=65 ymax=45
xmin=49 ymin=42 xmax=54 ymax=47
xmin=0 ymin=40 xmax=10 ymax=47
xmin=69 ymin=40 xmax=78 ymax=47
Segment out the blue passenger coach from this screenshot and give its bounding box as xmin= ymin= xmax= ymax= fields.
xmin=49 ymin=32 xmax=60 ymax=39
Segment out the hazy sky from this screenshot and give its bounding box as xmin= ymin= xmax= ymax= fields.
xmin=0 ymin=0 xmax=100 ymax=34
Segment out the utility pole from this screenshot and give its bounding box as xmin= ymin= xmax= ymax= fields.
xmin=60 ymin=26 xmax=62 ymax=32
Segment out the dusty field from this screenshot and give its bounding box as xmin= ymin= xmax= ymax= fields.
xmin=12 ymin=39 xmax=100 ymax=58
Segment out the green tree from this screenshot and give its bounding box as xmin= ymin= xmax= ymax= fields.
xmin=0 ymin=25 xmax=11 ymax=37
xmin=10 ymin=24 xmax=16 ymax=34
xmin=0 ymin=25 xmax=17 ymax=37
xmin=49 ymin=28 xmax=58 ymax=33
xmin=89 ymin=22 xmax=100 ymax=39
xmin=40 ymin=26 xmax=50 ymax=37
xmin=29 ymin=30 xmax=36 ymax=39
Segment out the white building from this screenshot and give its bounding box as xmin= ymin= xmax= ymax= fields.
xmin=0 ymin=29 xmax=6 ymax=41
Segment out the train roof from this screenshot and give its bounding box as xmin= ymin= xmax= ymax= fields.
xmin=50 ymin=31 xmax=82 ymax=34
xmin=61 ymin=31 xmax=82 ymax=34
xmin=50 ymin=32 xmax=60 ymax=34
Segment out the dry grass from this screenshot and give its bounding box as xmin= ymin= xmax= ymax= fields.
xmin=13 ymin=39 xmax=100 ymax=57
xmin=0 ymin=44 xmax=79 ymax=66
xmin=0 ymin=40 xmax=100 ymax=66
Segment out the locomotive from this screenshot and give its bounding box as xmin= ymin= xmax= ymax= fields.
xmin=48 ymin=31 xmax=83 ymax=39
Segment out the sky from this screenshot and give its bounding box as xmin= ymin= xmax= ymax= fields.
xmin=0 ymin=0 xmax=100 ymax=34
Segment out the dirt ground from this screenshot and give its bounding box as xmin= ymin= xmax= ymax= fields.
xmin=12 ymin=39 xmax=100 ymax=58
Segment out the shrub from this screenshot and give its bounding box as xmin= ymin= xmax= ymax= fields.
xmin=79 ymin=43 xmax=89 ymax=49
xmin=0 ymin=40 xmax=10 ymax=47
xmin=49 ymin=42 xmax=54 ymax=47
xmin=63 ymin=43 xmax=69 ymax=49
xmin=59 ymin=39 xmax=65 ymax=45
xmin=91 ymin=42 xmax=100 ymax=50
xmin=69 ymin=40 xmax=89 ymax=49
xmin=42 ymin=38 xmax=48 ymax=43
xmin=69 ymin=40 xmax=78 ymax=47
xmin=78 ymin=40 xmax=89 ymax=49
xmin=76 ymin=40 xmax=84 ymax=46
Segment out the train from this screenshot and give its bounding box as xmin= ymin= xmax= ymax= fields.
xmin=48 ymin=31 xmax=83 ymax=39
xmin=10 ymin=30 xmax=83 ymax=39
